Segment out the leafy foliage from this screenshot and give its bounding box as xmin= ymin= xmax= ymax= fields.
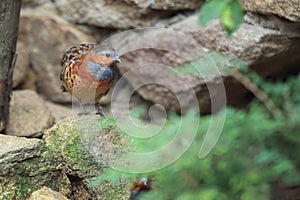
xmin=90 ymin=73 xmax=300 ymax=199
xmin=140 ymin=74 xmax=300 ymax=200
xmin=199 ymin=0 xmax=245 ymax=34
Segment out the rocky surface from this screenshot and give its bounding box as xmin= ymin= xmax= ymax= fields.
xmin=15 ymin=0 xmax=300 ymax=114
xmin=1 ymin=115 xmax=130 ymax=199
xmin=0 ymin=134 xmax=66 ymax=199
xmin=240 ymin=0 xmax=300 ymax=23
xmin=192 ymin=15 xmax=300 ymax=75
xmin=54 ymin=0 xmax=187 ymax=29
xmin=123 ymin=0 xmax=203 ymax=10
xmin=46 ymin=101 xmax=74 ymax=122
xmin=43 ymin=115 xmax=130 ymax=200
xmin=7 ymin=90 xmax=55 ymax=137
xmin=29 ymin=187 xmax=69 ymax=200
xmin=116 ymin=14 xmax=300 ymax=113
xmin=18 ymin=4 xmax=95 ymax=103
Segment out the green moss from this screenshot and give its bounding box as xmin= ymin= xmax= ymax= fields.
xmin=63 ymin=129 xmax=99 ymax=174
xmin=0 ymin=175 xmax=37 ymax=199
xmin=68 ymin=130 xmax=87 ymax=161
xmin=1 ymin=115 xmax=130 ymax=199
xmin=44 ymin=117 xmax=103 ymax=178
xmin=91 ymin=180 xmax=130 ymax=200
xmin=14 ymin=176 xmax=37 ymax=198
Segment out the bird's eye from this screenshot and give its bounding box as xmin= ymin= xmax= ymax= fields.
xmin=105 ymin=52 xmax=110 ymax=57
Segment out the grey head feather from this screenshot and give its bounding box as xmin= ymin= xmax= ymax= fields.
xmin=92 ymin=45 xmax=121 ymax=63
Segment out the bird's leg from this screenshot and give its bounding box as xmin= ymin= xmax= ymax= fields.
xmin=78 ymin=100 xmax=89 ymax=115
xmin=95 ymin=103 xmax=108 ymax=118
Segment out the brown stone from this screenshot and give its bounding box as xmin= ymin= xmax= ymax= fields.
xmin=54 ymin=0 xmax=178 ymax=28
xmin=0 ymin=115 xmax=131 ymax=199
xmin=240 ymin=0 xmax=300 ymax=23
xmin=45 ymin=101 xmax=73 ymax=123
xmin=0 ymin=134 xmax=70 ymax=199
xmin=29 ymin=187 xmax=69 ymax=200
xmin=7 ymin=90 xmax=55 ymax=137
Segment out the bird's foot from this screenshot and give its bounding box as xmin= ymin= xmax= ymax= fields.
xmin=96 ymin=104 xmax=108 ymax=118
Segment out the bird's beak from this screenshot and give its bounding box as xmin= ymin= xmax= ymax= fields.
xmin=113 ymin=56 xmax=121 ymax=63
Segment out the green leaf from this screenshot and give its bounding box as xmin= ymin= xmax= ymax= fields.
xmin=221 ymin=0 xmax=244 ymax=34
xmin=199 ymin=0 xmax=226 ymax=26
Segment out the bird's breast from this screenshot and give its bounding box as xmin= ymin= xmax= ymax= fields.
xmin=86 ymin=61 xmax=114 ymax=82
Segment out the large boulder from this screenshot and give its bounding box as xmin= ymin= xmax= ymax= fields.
xmin=0 ymin=134 xmax=68 ymax=199
xmin=43 ymin=115 xmax=130 ymax=200
xmin=1 ymin=115 xmax=130 ymax=199
xmin=115 ymin=14 xmax=300 ymax=113
xmin=54 ymin=0 xmax=202 ymax=29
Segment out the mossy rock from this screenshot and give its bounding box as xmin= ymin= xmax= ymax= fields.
xmin=0 ymin=134 xmax=68 ymax=199
xmin=43 ymin=115 xmax=130 ymax=200
xmin=0 ymin=115 xmax=130 ymax=200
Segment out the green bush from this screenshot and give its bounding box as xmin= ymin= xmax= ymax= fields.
xmin=91 ymin=73 xmax=300 ymax=200
xmin=140 ymin=74 xmax=300 ymax=200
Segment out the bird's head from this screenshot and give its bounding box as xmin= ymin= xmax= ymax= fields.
xmin=92 ymin=45 xmax=121 ymax=64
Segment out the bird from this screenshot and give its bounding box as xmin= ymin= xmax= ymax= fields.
xmin=60 ymin=43 xmax=121 ymax=116
xmin=129 ymin=177 xmax=152 ymax=200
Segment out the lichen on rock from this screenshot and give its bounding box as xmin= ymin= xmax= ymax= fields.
xmin=1 ymin=115 xmax=130 ymax=199
xmin=43 ymin=115 xmax=130 ymax=199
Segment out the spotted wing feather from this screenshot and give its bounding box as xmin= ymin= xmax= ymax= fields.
xmin=60 ymin=44 xmax=95 ymax=92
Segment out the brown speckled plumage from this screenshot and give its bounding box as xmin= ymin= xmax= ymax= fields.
xmin=60 ymin=44 xmax=120 ymax=114
xmin=60 ymin=44 xmax=95 ymax=94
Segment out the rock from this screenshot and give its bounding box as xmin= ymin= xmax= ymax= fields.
xmin=13 ymin=42 xmax=29 ymax=88
xmin=43 ymin=115 xmax=131 ymax=200
xmin=191 ymin=15 xmax=300 ymax=76
xmin=46 ymin=102 xmax=74 ymax=123
xmin=18 ymin=4 xmax=96 ymax=103
xmin=1 ymin=115 xmax=131 ymax=199
xmin=29 ymin=187 xmax=69 ymax=200
xmin=54 ymin=0 xmax=177 ymax=28
xmin=18 ymin=68 xmax=37 ymax=91
xmin=243 ymin=12 xmax=300 ymax=35
xmin=240 ymin=0 xmax=300 ymax=23
xmin=123 ymin=0 xmax=202 ymax=10
xmin=7 ymin=90 xmax=55 ymax=137
xmin=0 ymin=134 xmax=69 ymax=200
xmin=115 ymin=14 xmax=300 ymax=113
